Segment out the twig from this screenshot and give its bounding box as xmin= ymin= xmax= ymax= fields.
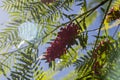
xmin=93 ymin=0 xmax=113 ymax=52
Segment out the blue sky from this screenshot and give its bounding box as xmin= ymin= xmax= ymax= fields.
xmin=0 ymin=0 xmax=10 ymax=29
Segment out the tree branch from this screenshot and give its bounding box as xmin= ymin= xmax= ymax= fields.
xmin=92 ymin=0 xmax=113 ymax=57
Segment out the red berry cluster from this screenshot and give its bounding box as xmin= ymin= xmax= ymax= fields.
xmin=44 ymin=23 xmax=80 ymax=62
xmin=92 ymin=40 xmax=110 ymax=75
xmin=106 ymin=6 xmax=120 ymax=22
xmin=92 ymin=62 xmax=102 ymax=75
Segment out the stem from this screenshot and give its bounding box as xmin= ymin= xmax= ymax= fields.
xmin=93 ymin=0 xmax=113 ymax=52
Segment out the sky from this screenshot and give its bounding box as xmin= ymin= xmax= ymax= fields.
xmin=0 ymin=0 xmax=10 ymax=29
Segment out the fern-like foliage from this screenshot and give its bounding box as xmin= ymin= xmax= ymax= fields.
xmin=112 ymin=0 xmax=120 ymax=7
xmin=2 ymin=0 xmax=79 ymax=23
xmin=103 ymin=38 xmax=120 ymax=80
xmin=73 ymin=37 xmax=120 ymax=80
xmin=8 ymin=47 xmax=44 ymax=80
xmin=1 ymin=0 xmax=120 ymax=80
xmin=0 ymin=20 xmax=21 ymax=52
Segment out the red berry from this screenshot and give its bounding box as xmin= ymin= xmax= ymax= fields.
xmin=44 ymin=23 xmax=80 ymax=62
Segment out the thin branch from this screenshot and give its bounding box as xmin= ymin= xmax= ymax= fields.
xmin=93 ymin=0 xmax=113 ymax=52
xmin=86 ymin=28 xmax=100 ymax=33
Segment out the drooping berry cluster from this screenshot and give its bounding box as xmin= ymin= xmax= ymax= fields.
xmin=106 ymin=6 xmax=120 ymax=22
xmin=92 ymin=62 xmax=101 ymax=75
xmin=92 ymin=39 xmax=111 ymax=75
xmin=41 ymin=0 xmax=56 ymax=4
xmin=93 ymin=39 xmax=110 ymax=58
xmin=44 ymin=23 xmax=80 ymax=62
